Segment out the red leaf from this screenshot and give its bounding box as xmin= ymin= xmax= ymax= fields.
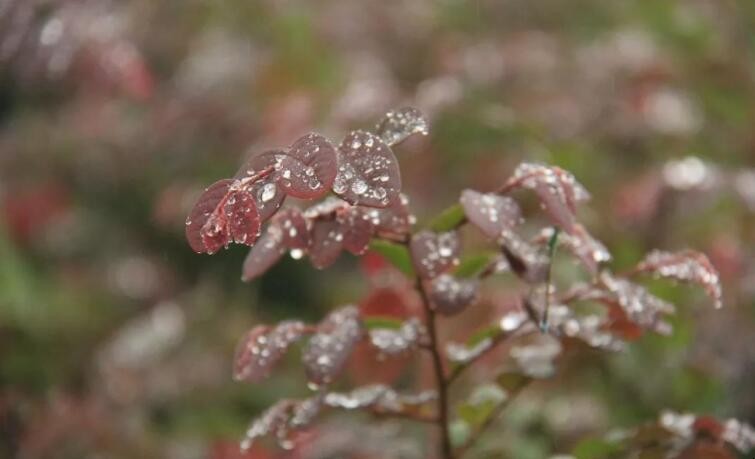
xmin=336 ymin=207 xmax=374 ymax=255
xmin=274 ymin=208 xmax=312 ymax=249
xmin=460 ymin=189 xmax=522 ymax=239
xmin=185 ymin=179 xmax=234 ymax=254
xmin=233 ymin=321 xmax=308 ymax=382
xmin=276 ymin=133 xmax=338 ymax=199
xmin=308 ymin=219 xmax=344 ymax=269
xmin=224 ymin=189 xmax=262 ymax=246
xmin=409 ymin=230 xmax=460 ymax=279
xmin=634 ymin=250 xmax=722 ymax=309
xmin=427 ymin=274 xmax=479 ymax=316
xmin=303 ymin=306 xmax=363 ymax=386
xmin=235 ymin=151 xmax=286 ymax=222
xmin=242 ymin=226 xmax=286 ymax=281
xmin=332 ymin=131 xmax=401 ymax=208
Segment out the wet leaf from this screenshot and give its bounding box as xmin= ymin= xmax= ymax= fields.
xmin=333 ymin=130 xmax=401 ymax=207
xmin=599 ymin=272 xmax=675 ymax=335
xmin=369 ymin=194 xmax=415 ymax=238
xmin=233 ymin=321 xmax=308 ymax=382
xmin=410 ymin=230 xmax=460 ymax=279
xmin=234 ymin=150 xmax=286 ymax=221
xmin=240 ymin=397 xmax=322 ymax=452
xmin=460 ymin=189 xmax=522 ymax=239
xmin=368 ymin=317 xmax=426 ymax=355
xmin=274 ymin=207 xmax=311 ymax=249
xmin=303 ymin=306 xmax=363 ymax=386
xmin=635 ymin=250 xmax=722 ymax=309
xmin=324 ymin=384 xmax=435 ymax=413
xmin=186 ymin=179 xmax=233 ymax=253
xmin=508 ymin=333 xmax=562 ymax=378
xmin=308 ymin=219 xmax=344 ymax=269
xmin=241 ymin=225 xmax=287 ymax=281
xmin=374 ymin=107 xmax=429 ymax=147
xmin=504 ymin=163 xmax=589 ymax=234
xmin=185 ymin=179 xmax=261 ymax=254
xmin=499 ymin=229 xmax=549 ymax=283
xmin=537 ymin=225 xmax=611 ymax=275
xmin=427 ymin=274 xmax=479 ymax=316
xmin=336 ymin=206 xmax=375 ymax=255
xmin=276 ymin=133 xmax=338 ymax=199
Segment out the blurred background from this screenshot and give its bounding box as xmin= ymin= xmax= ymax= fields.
xmin=1 ymin=0 xmax=754 ymax=458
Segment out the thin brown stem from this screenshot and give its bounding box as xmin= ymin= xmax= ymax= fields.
xmin=416 ymin=278 xmax=454 ymax=459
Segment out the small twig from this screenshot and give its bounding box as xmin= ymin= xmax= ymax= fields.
xmin=367 ymin=407 xmax=439 ymax=424
xmin=539 ymin=227 xmax=560 ymax=333
xmin=416 ymin=278 xmax=454 ymax=459
xmin=453 ymin=382 xmax=530 ymax=457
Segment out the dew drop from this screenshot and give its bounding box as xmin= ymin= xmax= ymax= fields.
xmin=290 ymin=248 xmax=304 ymax=260
xmin=351 ymin=179 xmax=368 ymax=195
xmin=260 ymin=183 xmax=277 ymax=202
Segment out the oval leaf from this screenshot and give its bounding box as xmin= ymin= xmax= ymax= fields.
xmin=333 ymin=130 xmax=401 ymax=208
xmin=410 ymin=230 xmax=460 ymax=279
xmin=460 ymin=189 xmax=522 ymax=239
xmin=375 ymin=107 xmax=429 ymax=147
xmin=309 ymin=219 xmax=344 ymax=269
xmin=242 ymin=225 xmax=287 ymax=281
xmin=277 ymin=133 xmax=338 ymax=199
xmin=428 ymin=274 xmax=479 ymax=316
xmin=303 ymin=306 xmax=363 ymax=386
xmin=186 ymin=179 xmax=234 ymax=253
xmin=233 ymin=321 xmax=308 ymax=382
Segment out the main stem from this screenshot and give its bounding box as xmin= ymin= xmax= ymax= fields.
xmin=416 ymin=278 xmax=453 ymax=459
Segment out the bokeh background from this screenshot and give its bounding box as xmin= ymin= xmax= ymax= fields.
xmin=1 ymin=1 xmax=754 ymax=458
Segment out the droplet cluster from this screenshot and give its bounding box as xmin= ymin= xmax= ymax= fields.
xmin=410 ymin=230 xmax=460 ymax=279
xmin=303 ymin=306 xmax=364 ymax=385
xmin=333 ymin=130 xmax=401 ymax=207
xmin=599 ymin=272 xmax=675 ymax=335
xmin=233 ymin=321 xmax=308 ymax=382
xmin=368 ymin=318 xmax=427 ymax=355
xmin=428 ymin=274 xmax=479 ymax=316
xmin=460 ymin=189 xmax=522 ymax=239
xmin=636 ymin=250 xmax=722 ymax=309
xmin=374 ymin=107 xmax=429 ymax=147
xmin=509 ymin=334 xmax=562 ymax=378
xmin=324 ymin=384 xmax=436 ymax=413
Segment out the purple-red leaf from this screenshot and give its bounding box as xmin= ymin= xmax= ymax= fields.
xmin=233 ymin=321 xmax=308 ymax=382
xmin=309 ymin=219 xmax=344 ymax=269
xmin=336 ymin=207 xmax=375 ymax=255
xmin=374 ymin=107 xmax=429 ymax=147
xmin=460 ymin=189 xmax=522 ymax=239
xmin=427 ymin=274 xmax=479 ymax=316
xmin=333 ymin=130 xmax=401 ymax=208
xmin=276 ymin=133 xmax=338 ymax=199
xmin=242 ymin=225 xmax=286 ymax=281
xmin=370 ymin=194 xmax=414 ymax=238
xmin=274 ymin=207 xmax=311 ymax=249
xmin=410 ymin=230 xmax=460 ymax=279
xmin=303 ymin=306 xmax=364 ymax=386
xmin=499 ymin=229 xmax=549 ymax=283
xmin=634 ymin=250 xmax=722 ymax=309
xmin=186 ymin=179 xmax=234 ymax=253
xmin=504 ymin=163 xmax=589 ymax=234
xmin=185 ymin=179 xmax=261 ymax=254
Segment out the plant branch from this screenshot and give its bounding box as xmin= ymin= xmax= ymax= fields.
xmin=416 ymin=278 xmax=454 ymax=459
xmin=453 ymin=382 xmax=529 ymax=457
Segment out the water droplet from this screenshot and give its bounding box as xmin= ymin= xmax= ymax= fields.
xmin=290 ymin=248 xmax=304 ymax=259
xmin=351 ymin=179 xmax=368 ymax=195
xmin=260 ymin=183 xmax=277 ymax=202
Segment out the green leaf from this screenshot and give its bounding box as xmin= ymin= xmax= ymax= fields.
xmin=427 ymin=203 xmax=465 ymax=232
xmin=457 ymin=384 xmax=506 ymax=427
xmin=496 ymin=371 xmax=531 ymax=393
xmin=368 ymin=240 xmax=415 ymax=277
xmin=362 ymin=316 xmax=404 ymax=330
xmin=454 ymin=252 xmax=496 ymax=278
xmin=466 ymin=324 xmax=503 ymax=348
xmin=572 ymin=437 xmax=624 ymax=459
